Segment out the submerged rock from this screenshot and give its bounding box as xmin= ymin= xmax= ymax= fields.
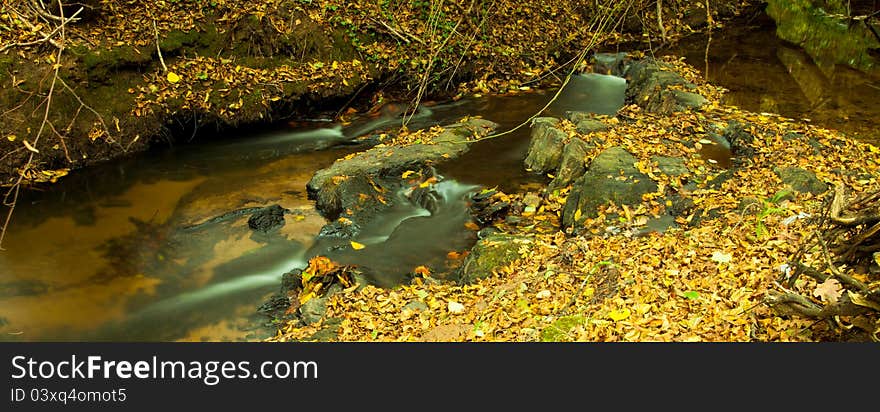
xmin=459 ymin=233 xmax=531 ymax=282
xmin=524 ymin=117 xmax=566 ymax=174
xmin=563 ymin=146 xmax=658 ymax=229
xmin=247 ymin=204 xmax=288 ymax=232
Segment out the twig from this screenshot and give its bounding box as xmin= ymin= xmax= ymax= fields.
xmin=153 ymin=19 xmax=168 ymax=73
xmin=0 ymin=0 xmax=68 ymax=250
xmin=370 ymin=18 xmax=425 ymax=45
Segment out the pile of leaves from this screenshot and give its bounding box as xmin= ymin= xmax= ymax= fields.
xmin=269 ymin=56 xmax=880 ymax=342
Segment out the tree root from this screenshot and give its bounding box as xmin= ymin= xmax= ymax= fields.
xmin=768 ymin=184 xmax=880 ymax=339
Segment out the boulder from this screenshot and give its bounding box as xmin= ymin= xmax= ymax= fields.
xmin=549 ymin=138 xmax=589 ymax=190
xmin=563 ymin=147 xmax=658 ymax=228
xmin=625 ymin=58 xmax=706 ymax=114
xmin=524 ymin=117 xmax=566 ymax=174
xmin=774 ymin=167 xmax=828 ymax=195
xmin=575 ymin=119 xmax=609 ymax=134
xmin=652 ymin=156 xmax=690 ymax=176
xmin=459 ymin=234 xmax=531 ymax=282
xmin=307 ymin=118 xmax=498 ymax=220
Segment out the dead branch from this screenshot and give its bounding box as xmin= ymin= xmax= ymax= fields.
xmin=369 ymin=18 xmax=426 ymax=45
xmin=767 ymin=292 xmax=873 ymax=319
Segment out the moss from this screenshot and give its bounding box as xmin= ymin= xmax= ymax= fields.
xmin=460 ymin=234 xmax=530 ymax=282
xmin=159 ymin=25 xmax=221 ymax=55
xmin=540 ymin=316 xmax=586 ymax=341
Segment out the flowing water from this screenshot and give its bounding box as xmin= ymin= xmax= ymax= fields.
xmin=2 ymin=6 xmax=877 ymax=341
xmin=0 ymin=74 xmax=625 ymax=342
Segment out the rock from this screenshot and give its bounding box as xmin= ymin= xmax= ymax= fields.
xmin=299 ymin=296 xmax=327 ymax=325
xmin=652 ymin=156 xmax=690 ymax=176
xmin=307 ymin=118 xmax=498 ymax=220
xmin=668 ymin=90 xmax=707 ymax=110
xmin=634 ymin=214 xmax=678 ymax=236
xmin=575 ymin=119 xmax=609 ymax=134
xmin=403 ymin=300 xmax=429 ymax=312
xmin=522 ymin=192 xmax=542 ymax=212
xmin=592 ymin=52 xmax=629 ymax=76
xmin=524 ymin=117 xmax=566 ymax=173
xmin=667 ymin=195 xmax=696 ymax=217
xmin=625 ymin=58 xmax=704 ymax=114
xmin=564 ymin=111 xmax=595 ymax=124
xmin=247 ymin=204 xmax=288 ymax=232
xmin=774 ymin=167 xmax=828 ymax=195
xmin=706 ymin=170 xmax=735 ymax=189
xmin=549 ymin=138 xmax=588 ymax=190
xmin=307 ymin=318 xmax=341 ymax=342
xmin=459 ymin=233 xmax=531 ymax=282
xmin=447 ymin=300 xmax=465 ymax=313
xmin=722 ymin=121 xmax=756 ymax=161
xmin=562 ymin=147 xmax=658 ymax=228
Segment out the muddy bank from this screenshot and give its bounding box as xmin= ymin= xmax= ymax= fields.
xmin=0 ymin=0 xmax=751 ymax=185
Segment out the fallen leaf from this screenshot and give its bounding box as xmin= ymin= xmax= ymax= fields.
xmin=350 ymin=241 xmax=366 ymax=250
xmin=608 ymin=308 xmax=630 ymax=321
xmin=812 ymin=278 xmax=843 ymax=303
xmin=447 ymin=301 xmax=465 ymax=314
xmin=413 ymin=265 xmax=431 ymax=277
xmin=711 ymin=251 xmax=732 ymax=263
xmin=166 ymin=72 xmax=181 ymax=83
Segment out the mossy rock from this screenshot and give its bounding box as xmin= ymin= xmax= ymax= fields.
xmin=563 ymin=147 xmax=658 ymax=228
xmin=459 ymin=234 xmax=531 ymax=282
xmin=774 ymin=166 xmax=828 ymax=195
xmin=540 ymin=316 xmax=586 ymax=341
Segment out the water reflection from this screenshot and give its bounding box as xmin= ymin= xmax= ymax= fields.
xmin=662 ymin=5 xmax=880 ymax=144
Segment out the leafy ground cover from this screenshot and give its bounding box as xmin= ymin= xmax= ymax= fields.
xmin=269 ymin=56 xmax=880 ymax=342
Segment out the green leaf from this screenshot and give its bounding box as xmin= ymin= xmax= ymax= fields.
xmin=683 ymin=291 xmax=700 ymax=300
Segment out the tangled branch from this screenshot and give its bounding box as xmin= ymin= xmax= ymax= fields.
xmin=768 ymin=184 xmax=880 ymax=339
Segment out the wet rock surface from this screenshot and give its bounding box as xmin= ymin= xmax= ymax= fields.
xmin=563 ymin=146 xmax=658 ymax=229
xmin=247 ymin=204 xmax=289 ymax=232
xmin=524 ymin=117 xmax=566 ymax=174
xmin=307 ymin=118 xmax=498 ymax=221
xmin=459 ymin=233 xmax=531 ymax=283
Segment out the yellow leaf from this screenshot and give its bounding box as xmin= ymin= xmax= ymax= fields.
xmin=608 ymin=308 xmax=630 ymax=321
xmin=574 ymin=208 xmax=582 ymax=222
xmin=166 ymin=72 xmax=181 ymax=83
xmin=350 ymin=241 xmax=365 ymax=250
xmin=299 ymin=291 xmax=316 ymax=305
xmin=401 ymin=170 xmax=416 ymax=179
xmin=6 ymin=134 xmax=15 ymax=142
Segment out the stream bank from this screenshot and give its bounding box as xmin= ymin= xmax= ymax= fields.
xmin=0 ymin=0 xmax=750 ymax=185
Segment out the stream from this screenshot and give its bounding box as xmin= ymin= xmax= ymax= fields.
xmin=1 ymin=7 xmax=877 ymax=341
